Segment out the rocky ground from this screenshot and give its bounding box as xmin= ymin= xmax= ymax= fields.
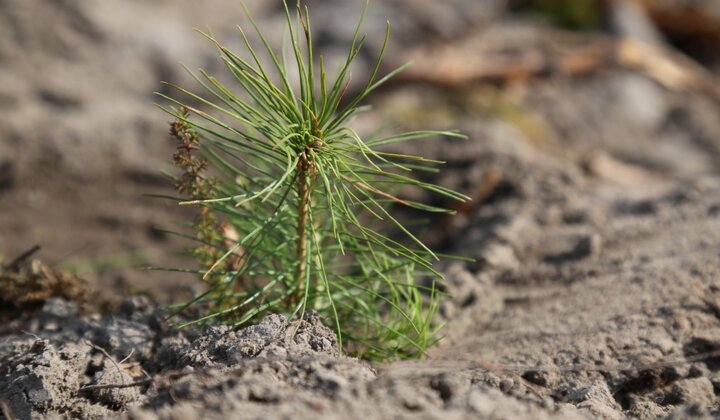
xmin=2 ymin=0 xmax=720 ymax=419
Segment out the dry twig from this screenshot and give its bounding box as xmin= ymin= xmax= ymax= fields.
xmin=0 ymin=400 xmax=15 ymax=420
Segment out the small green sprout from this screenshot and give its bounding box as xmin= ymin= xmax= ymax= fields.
xmin=158 ymin=0 xmax=469 ymax=360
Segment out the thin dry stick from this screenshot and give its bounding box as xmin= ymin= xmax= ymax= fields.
xmin=119 ymin=348 xmax=136 ymax=365
xmin=78 ymin=364 xmax=227 ymax=393
xmin=4 ymin=245 xmax=41 ymax=271
xmin=83 ymin=341 xmax=128 ymax=387
xmin=0 ymin=400 xmax=15 ymax=420
xmin=79 ymin=379 xmax=153 ymax=392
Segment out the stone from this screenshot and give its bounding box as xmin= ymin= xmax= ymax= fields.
xmin=565 ymin=381 xmax=623 ymax=420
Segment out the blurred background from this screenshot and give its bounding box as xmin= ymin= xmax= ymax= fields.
xmin=1 ymin=0 xmax=719 ymax=302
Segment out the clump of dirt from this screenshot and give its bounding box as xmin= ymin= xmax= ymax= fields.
xmin=0 ymin=298 xmax=344 ymax=419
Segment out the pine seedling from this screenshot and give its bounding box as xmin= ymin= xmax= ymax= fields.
xmin=157 ymin=0 xmax=469 ymax=360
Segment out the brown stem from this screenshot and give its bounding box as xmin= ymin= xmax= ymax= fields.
xmin=293 ymin=157 xmax=311 ymax=302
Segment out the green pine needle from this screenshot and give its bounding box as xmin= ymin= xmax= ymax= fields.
xmin=158 ymin=0 xmax=469 ymax=360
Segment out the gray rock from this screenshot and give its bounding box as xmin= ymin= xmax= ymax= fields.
xmin=92 ymin=318 xmax=154 ymax=360
xmin=232 ymin=313 xmax=287 ymax=359
xmin=565 ymin=381 xmax=622 ymax=419
xmin=480 ymin=243 xmax=519 ymax=271
xmin=667 ymin=377 xmax=715 ymax=407
xmin=40 ymin=297 xmax=79 ymax=319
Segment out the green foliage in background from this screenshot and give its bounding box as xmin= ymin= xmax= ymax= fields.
xmin=523 ymin=0 xmax=601 ymax=30
xmin=158 ymin=1 xmax=468 ymax=360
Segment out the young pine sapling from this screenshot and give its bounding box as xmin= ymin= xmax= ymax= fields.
xmin=159 ymin=1 xmax=469 ymax=360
